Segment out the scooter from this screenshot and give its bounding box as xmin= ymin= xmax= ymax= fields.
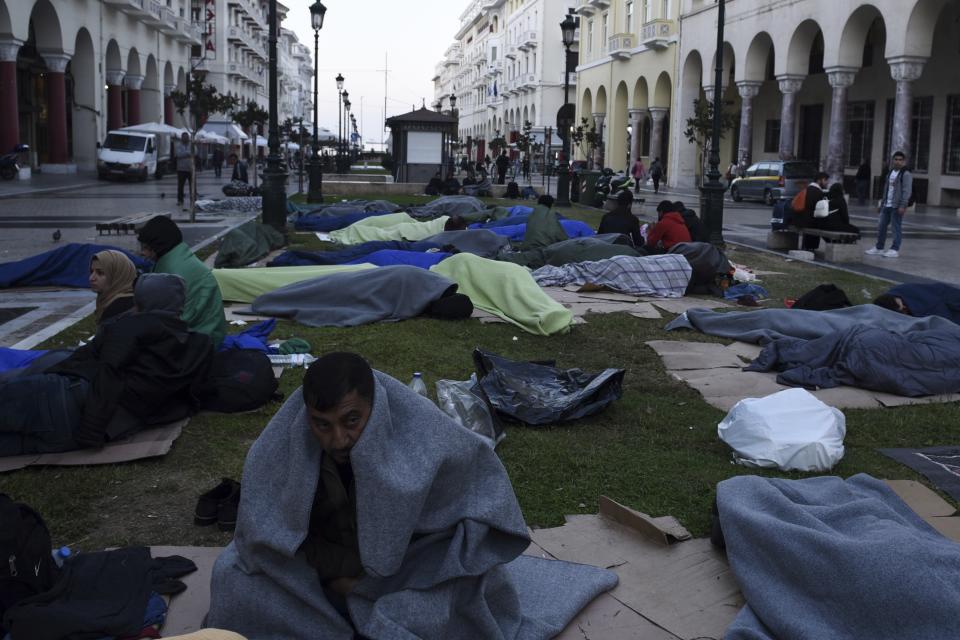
xmin=593 ymin=169 xmax=636 ymax=207
xmin=0 ymin=144 xmax=29 ymax=180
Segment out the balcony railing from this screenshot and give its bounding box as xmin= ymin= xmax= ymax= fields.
xmin=159 ymin=7 xmax=179 ymax=35
xmin=640 ymin=19 xmax=673 ymax=49
xmin=103 ymin=0 xmax=148 ymax=18
xmin=505 ymin=45 xmax=518 ymax=60
xmin=143 ymin=0 xmax=164 ymax=26
xmin=608 ymin=33 xmax=634 ymax=59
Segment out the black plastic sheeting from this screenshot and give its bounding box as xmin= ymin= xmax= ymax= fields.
xmin=472 ymin=349 xmax=625 ymax=425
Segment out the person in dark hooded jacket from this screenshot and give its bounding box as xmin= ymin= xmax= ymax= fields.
xmin=673 ymin=201 xmax=703 ymax=243
xmin=598 ymin=190 xmax=643 ymax=247
xmin=0 ymin=274 xmax=213 ymax=455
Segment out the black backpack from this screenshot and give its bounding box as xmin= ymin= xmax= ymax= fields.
xmin=792 ymin=284 xmax=852 ymax=311
xmin=0 ymin=495 xmax=60 ymax=621
xmin=193 ymin=349 xmax=280 ymax=413
xmin=506 ymin=181 xmax=519 ymax=198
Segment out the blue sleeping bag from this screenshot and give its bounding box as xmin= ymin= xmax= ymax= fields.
xmin=0 ymin=348 xmax=47 ymax=373
xmin=483 ymin=219 xmax=596 ymax=242
xmin=268 ymin=240 xmax=443 ymax=267
xmin=0 ymin=243 xmax=152 ymax=289
xmin=343 ymin=250 xmax=451 ymax=269
xmin=293 ymin=210 xmax=393 ymax=232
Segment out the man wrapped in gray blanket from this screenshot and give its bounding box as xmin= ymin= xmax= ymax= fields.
xmin=207 ymin=352 xmax=616 ymax=639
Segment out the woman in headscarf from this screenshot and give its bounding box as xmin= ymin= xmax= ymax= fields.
xmin=89 ymin=250 xmax=138 ymax=327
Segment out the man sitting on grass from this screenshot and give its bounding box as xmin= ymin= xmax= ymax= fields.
xmin=207 ymin=352 xmax=616 ymax=639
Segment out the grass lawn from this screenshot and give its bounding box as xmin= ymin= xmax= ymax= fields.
xmin=5 ymin=197 xmax=958 ymax=552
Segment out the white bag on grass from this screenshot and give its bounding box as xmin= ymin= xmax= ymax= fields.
xmin=717 ymin=388 xmax=845 ymax=472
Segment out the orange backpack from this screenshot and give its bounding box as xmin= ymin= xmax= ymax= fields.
xmin=791 ymin=187 xmax=807 ymax=213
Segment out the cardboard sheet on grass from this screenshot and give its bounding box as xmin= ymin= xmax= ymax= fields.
xmin=467 ymin=287 xmax=730 ymax=325
xmin=646 ymin=339 xmax=960 ymax=412
xmin=0 ymin=418 xmax=187 ymax=472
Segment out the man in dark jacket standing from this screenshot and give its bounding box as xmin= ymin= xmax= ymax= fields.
xmin=495 ymin=152 xmax=509 ymax=185
xmin=175 ymin=132 xmax=192 ymax=208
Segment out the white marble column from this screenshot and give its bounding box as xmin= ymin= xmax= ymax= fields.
xmin=648 ymin=107 xmax=668 ymax=164
xmin=592 ymin=111 xmax=606 ymax=168
xmin=887 ymin=56 xmax=926 ymax=162
xmin=776 ymin=75 xmax=804 ymax=160
xmin=825 ymin=67 xmax=857 ymax=184
xmin=736 ymin=81 xmax=761 ymax=168
xmin=628 ymin=108 xmax=644 ymax=168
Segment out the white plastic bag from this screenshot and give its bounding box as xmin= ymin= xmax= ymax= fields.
xmin=435 ymin=374 xmax=504 ymax=448
xmin=717 ymin=388 xmax=845 ymax=472
xmin=814 ymin=199 xmax=831 ymax=218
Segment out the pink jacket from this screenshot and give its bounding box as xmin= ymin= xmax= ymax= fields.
xmin=631 ymin=160 xmax=646 ymax=180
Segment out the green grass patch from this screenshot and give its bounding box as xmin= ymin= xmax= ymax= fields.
xmin=5 ymin=201 xmax=958 ymax=552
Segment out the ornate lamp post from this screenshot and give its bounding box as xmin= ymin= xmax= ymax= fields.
xmin=343 ymin=96 xmax=351 ymax=171
xmin=699 ymin=0 xmax=726 ymax=245
xmin=555 ymin=13 xmax=578 ymax=207
xmin=335 ymin=73 xmax=344 ymax=173
xmin=261 ymin=0 xmax=289 ymax=230
xmin=307 ymin=0 xmax=326 ymax=203
xmin=450 ymin=94 xmax=458 ymax=174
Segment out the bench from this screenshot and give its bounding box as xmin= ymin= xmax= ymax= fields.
xmin=766 ymin=226 xmax=862 ymax=263
xmin=96 ymin=213 xmax=169 ymax=235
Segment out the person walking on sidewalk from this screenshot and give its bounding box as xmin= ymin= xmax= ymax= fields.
xmin=649 ymin=157 xmax=663 ymax=194
xmin=212 ymin=145 xmax=224 ymax=179
xmin=866 ymin=151 xmax=912 ymax=259
xmin=855 ymin=161 xmax=871 ymax=206
xmin=175 ymin=132 xmax=192 ymax=208
xmin=631 ymin=157 xmax=646 ymax=194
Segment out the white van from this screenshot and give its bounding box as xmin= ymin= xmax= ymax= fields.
xmin=97 ymin=131 xmax=161 ymax=181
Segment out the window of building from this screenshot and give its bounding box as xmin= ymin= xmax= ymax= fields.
xmin=845 ymin=101 xmax=874 ymax=168
xmin=662 ymin=0 xmax=669 ymax=18
xmin=884 ymin=96 xmax=934 ymax=173
xmin=642 ymin=0 xmax=649 ymax=22
xmin=763 ymin=119 xmax=781 ymax=153
xmin=626 ymin=1 xmax=634 ymax=31
xmin=602 ymin=13 xmax=608 ymax=47
xmin=587 ymin=19 xmax=594 ymax=53
xmin=945 ymin=95 xmax=960 ymax=175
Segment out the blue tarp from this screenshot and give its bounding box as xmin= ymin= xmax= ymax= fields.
xmin=0 ymin=243 xmax=152 ymax=289
xmin=268 ymin=241 xmax=443 ymax=267
xmin=343 ymin=250 xmax=452 ymax=269
xmin=0 ymin=348 xmax=46 ymax=373
xmin=483 ymin=219 xmax=595 ymax=242
xmin=293 ymin=210 xmax=393 ymax=232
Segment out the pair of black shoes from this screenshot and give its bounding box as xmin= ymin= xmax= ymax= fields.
xmin=195 ymin=478 xmax=241 ymax=532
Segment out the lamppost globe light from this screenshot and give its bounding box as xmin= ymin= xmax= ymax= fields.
xmin=335 ymin=73 xmax=344 ymax=92
xmin=309 ymin=0 xmax=326 ymax=30
xmin=341 ymin=90 xmax=349 ymax=102
xmin=450 ymin=94 xmax=457 ymax=109
xmin=560 ymin=14 xmax=577 ymax=47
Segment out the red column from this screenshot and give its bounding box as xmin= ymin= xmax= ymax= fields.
xmin=124 ymin=74 xmax=143 ymax=125
xmin=0 ymin=40 xmax=21 ymax=153
xmin=42 ymin=53 xmax=70 ymax=164
xmin=106 ymin=70 xmax=125 ymax=131
xmin=164 ymin=84 xmax=175 ymax=125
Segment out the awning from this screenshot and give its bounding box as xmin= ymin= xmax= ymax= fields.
xmin=200 ymin=121 xmax=249 ymax=142
xmin=196 ymin=130 xmax=230 ymax=144
xmin=119 ymin=122 xmax=187 ymax=137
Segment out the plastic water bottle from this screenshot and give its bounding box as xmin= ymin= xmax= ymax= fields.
xmin=268 ymin=354 xmax=317 ymax=368
xmin=52 ymin=546 xmax=71 ymax=567
xmin=409 ymin=372 xmax=428 ymax=398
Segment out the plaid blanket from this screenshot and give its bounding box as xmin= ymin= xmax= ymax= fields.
xmin=532 ymin=254 xmax=691 ymax=297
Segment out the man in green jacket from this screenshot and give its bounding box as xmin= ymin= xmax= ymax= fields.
xmin=137 ymin=215 xmax=227 ymax=348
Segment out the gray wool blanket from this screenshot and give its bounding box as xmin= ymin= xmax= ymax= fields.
xmin=408 ymin=195 xmax=488 ymax=218
xmin=666 ymin=304 xmax=960 ymax=344
xmin=250 ymin=266 xmax=456 ymax=327
xmin=206 ymin=375 xmax=617 ymax=640
xmin=423 ymin=229 xmax=511 ymax=258
xmin=746 ymin=325 xmax=960 ymax=396
xmin=718 ymin=473 xmax=960 ymax=640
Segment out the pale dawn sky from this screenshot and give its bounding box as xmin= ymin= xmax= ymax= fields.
xmin=281 ymin=0 xmax=467 ymax=150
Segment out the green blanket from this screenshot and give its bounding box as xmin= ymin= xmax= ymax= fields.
xmin=329 ymin=213 xmax=450 ymax=245
xmin=519 ymin=205 xmax=568 ymax=251
xmin=431 ymin=253 xmax=572 ymax=336
xmin=215 ymin=220 xmax=285 ymax=268
xmin=214 ymin=264 xmax=376 ymax=303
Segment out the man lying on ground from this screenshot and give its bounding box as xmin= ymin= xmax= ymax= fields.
xmin=0 ymin=274 xmax=212 ymax=455
xmin=873 ymin=282 xmax=960 ymax=324
xmin=138 ymin=215 xmax=227 ymax=348
xmin=207 ymin=352 xmax=616 ymax=639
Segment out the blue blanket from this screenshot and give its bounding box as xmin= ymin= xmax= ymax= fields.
xmin=344 ymin=249 xmax=451 ymax=269
xmin=486 ymin=219 xmax=595 ymax=242
xmin=719 ymin=474 xmax=960 ymax=640
xmin=889 ymin=283 xmax=960 ymax=324
xmin=0 ymin=244 xmax=152 ymax=289
xmin=293 ymin=210 xmax=392 ymax=232
xmin=0 ymin=348 xmax=46 ymax=373
xmin=268 ymin=241 xmax=442 ymax=267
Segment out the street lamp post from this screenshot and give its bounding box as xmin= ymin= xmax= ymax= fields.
xmin=699 ymin=0 xmax=726 ymax=245
xmin=555 ymin=13 xmax=577 ymax=207
xmin=307 ymin=0 xmax=326 ymax=203
xmin=335 ymin=73 xmax=344 ymax=173
xmin=261 ymin=0 xmax=288 ymax=231
xmin=343 ymin=96 xmax=351 ymax=172
xmin=450 ymin=94 xmax=458 ymax=175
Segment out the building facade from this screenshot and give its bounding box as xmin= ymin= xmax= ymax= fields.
xmin=434 ymin=0 xmax=577 ymax=163
xmin=673 ymin=0 xmax=958 ymax=205
xmin=575 ymin=0 xmax=679 ymax=174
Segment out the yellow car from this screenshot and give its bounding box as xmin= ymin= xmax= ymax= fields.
xmin=730 ymin=161 xmax=818 ymax=205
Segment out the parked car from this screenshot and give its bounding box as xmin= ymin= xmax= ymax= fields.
xmin=730 ymin=160 xmax=818 ymax=205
